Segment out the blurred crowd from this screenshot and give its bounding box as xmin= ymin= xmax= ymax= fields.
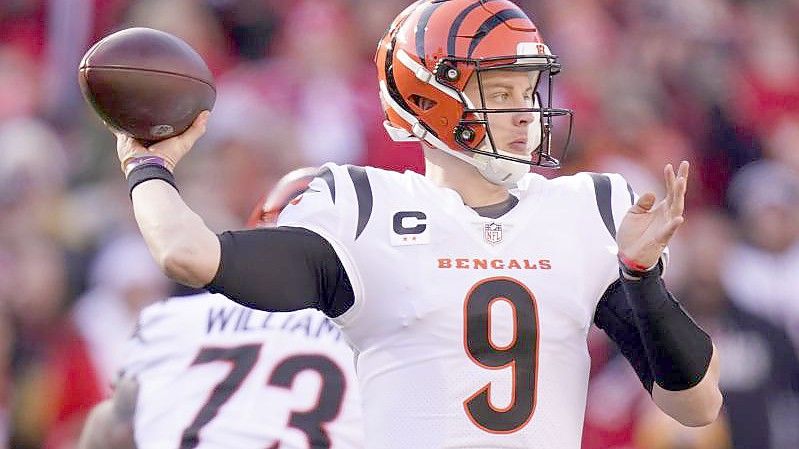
xmin=1 ymin=0 xmax=798 ymax=448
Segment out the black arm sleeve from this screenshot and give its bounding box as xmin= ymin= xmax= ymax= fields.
xmin=204 ymin=227 xmax=354 ymax=318
xmin=595 ymin=269 xmax=714 ymax=392
xmin=594 ymin=279 xmax=655 ymax=392
xmin=620 ymin=269 xmax=713 ymax=391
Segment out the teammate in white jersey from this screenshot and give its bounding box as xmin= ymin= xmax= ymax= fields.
xmin=110 ymin=1 xmax=722 ymax=448
xmin=78 ymin=168 xmax=364 ymax=449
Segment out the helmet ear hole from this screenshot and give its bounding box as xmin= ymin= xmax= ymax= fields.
xmin=409 ymin=94 xmax=437 ymax=111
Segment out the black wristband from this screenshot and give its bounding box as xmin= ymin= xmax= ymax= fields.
xmin=127 ymin=164 xmax=178 ymax=198
xmin=621 ymin=272 xmax=713 ymax=391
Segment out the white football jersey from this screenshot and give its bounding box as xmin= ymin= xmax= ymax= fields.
xmin=119 ymin=293 xmax=364 ymax=449
xmin=277 ymin=164 xmax=637 ymax=449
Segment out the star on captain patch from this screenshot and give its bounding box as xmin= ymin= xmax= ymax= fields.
xmin=483 ymin=222 xmax=503 ymax=245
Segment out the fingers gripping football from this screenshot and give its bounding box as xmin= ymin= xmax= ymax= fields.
xmin=116 ymin=111 xmax=210 ymax=174
xmin=616 ymin=161 xmax=689 ymax=268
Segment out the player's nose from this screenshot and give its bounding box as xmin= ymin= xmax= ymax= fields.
xmin=514 ymin=110 xmax=535 ymax=127
xmin=510 ymin=94 xmax=535 ymax=127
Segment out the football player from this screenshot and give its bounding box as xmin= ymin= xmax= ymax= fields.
xmin=78 ymin=168 xmax=364 ymax=449
xmin=110 ymin=1 xmax=722 ymax=447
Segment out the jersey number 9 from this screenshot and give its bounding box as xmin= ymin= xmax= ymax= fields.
xmin=463 ymin=277 xmax=540 ymax=434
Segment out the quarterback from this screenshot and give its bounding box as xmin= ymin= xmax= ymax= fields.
xmin=78 ymin=169 xmax=364 ymax=449
xmin=112 ymin=1 xmax=721 ymax=448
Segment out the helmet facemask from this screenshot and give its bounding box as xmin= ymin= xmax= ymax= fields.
xmin=374 ymin=0 xmax=574 ymax=187
xmin=443 ymin=53 xmax=574 ymax=172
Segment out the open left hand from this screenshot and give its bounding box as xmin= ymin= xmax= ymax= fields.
xmin=616 ymin=161 xmax=689 ymax=268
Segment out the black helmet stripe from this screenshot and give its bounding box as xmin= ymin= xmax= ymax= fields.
xmin=415 ymin=1 xmax=445 ymax=66
xmin=467 ymin=8 xmax=529 ymax=58
xmin=385 ymin=34 xmax=414 ymax=114
xmin=447 ymin=0 xmax=488 ymax=56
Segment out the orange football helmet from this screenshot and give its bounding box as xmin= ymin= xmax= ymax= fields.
xmin=375 ymin=0 xmax=572 ymax=171
xmin=245 ymin=167 xmax=319 ymax=228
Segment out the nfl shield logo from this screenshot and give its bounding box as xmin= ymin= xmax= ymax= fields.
xmin=483 ymin=222 xmax=503 ymax=245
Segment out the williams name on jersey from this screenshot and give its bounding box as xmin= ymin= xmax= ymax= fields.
xmin=119 ymin=293 xmax=363 ymax=449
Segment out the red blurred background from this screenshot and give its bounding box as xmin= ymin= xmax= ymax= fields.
xmin=1 ymin=1 xmax=798 ymax=448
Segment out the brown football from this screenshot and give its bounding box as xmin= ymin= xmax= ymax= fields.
xmin=78 ymin=27 xmax=216 ymax=143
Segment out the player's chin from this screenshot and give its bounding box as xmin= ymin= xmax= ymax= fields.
xmin=504 ymin=142 xmax=533 ymax=157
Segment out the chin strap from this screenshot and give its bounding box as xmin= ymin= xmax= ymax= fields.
xmin=383 ymin=116 xmax=529 ymax=187
xmin=473 ymin=148 xmax=531 ymax=188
